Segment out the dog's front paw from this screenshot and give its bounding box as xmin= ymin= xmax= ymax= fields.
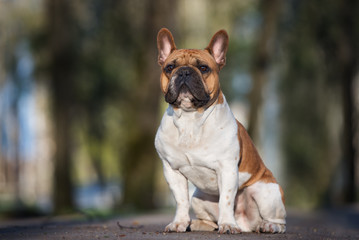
xmin=256 ymin=220 xmax=286 ymax=233
xmin=218 ymin=223 xmax=241 ymax=234
xmin=165 ymin=221 xmax=190 ymax=233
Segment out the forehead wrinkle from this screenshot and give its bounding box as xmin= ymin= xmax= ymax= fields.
xmin=167 ymin=49 xmax=217 ymax=68
xmin=184 ymin=53 xmax=209 ymax=66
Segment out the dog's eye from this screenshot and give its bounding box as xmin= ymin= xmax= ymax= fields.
xmin=165 ymin=64 xmax=175 ymax=73
xmin=199 ymin=65 xmax=209 ymax=73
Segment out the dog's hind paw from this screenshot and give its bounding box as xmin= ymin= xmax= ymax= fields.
xmin=190 ymin=219 xmax=218 ymax=231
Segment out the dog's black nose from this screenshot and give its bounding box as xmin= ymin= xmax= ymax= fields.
xmin=177 ymin=67 xmax=193 ymax=77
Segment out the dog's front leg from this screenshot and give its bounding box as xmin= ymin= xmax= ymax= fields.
xmin=217 ymin=165 xmax=241 ymax=234
xmin=162 ymin=160 xmax=190 ymax=232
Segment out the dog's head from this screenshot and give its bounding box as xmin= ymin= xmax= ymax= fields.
xmin=157 ymin=28 xmax=228 ymax=111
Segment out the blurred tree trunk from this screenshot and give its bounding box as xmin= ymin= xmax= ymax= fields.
xmin=248 ymin=0 xmax=282 ymax=142
xmin=12 ymin=97 xmax=21 ymax=209
xmin=121 ymin=0 xmax=177 ymax=209
xmin=46 ymin=0 xmax=76 ymax=213
xmin=336 ymin=0 xmax=358 ymax=203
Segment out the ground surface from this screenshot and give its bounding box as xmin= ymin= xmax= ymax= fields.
xmin=1 ymin=207 xmax=359 ymax=240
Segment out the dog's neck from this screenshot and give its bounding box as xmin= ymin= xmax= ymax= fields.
xmin=172 ymin=104 xmax=216 ymax=126
xmin=167 ymin=98 xmax=223 ymax=147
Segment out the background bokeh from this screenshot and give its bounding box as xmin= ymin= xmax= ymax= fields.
xmin=0 ymin=0 xmax=358 ymax=218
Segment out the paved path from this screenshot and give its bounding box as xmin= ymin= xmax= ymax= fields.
xmin=1 ymin=207 xmax=359 ymax=239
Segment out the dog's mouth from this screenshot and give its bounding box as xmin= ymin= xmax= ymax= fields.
xmin=165 ymin=68 xmax=210 ymax=110
xmin=171 ymin=85 xmax=209 ymax=110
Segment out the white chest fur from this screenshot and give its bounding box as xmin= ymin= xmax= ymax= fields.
xmin=155 ymin=97 xmax=240 ymax=195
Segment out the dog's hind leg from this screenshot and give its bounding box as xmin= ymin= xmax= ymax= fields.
xmin=190 ymin=189 xmax=219 ymax=231
xmin=249 ymin=182 xmax=286 ymax=233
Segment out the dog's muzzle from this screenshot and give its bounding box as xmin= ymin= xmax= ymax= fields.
xmin=165 ymin=66 xmax=210 ymax=108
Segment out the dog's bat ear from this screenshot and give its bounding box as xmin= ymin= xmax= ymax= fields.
xmin=206 ymin=30 xmax=229 ymax=70
xmin=157 ymin=28 xmax=176 ymax=66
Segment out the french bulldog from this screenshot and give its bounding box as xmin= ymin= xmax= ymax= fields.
xmin=155 ymin=28 xmax=286 ymax=234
